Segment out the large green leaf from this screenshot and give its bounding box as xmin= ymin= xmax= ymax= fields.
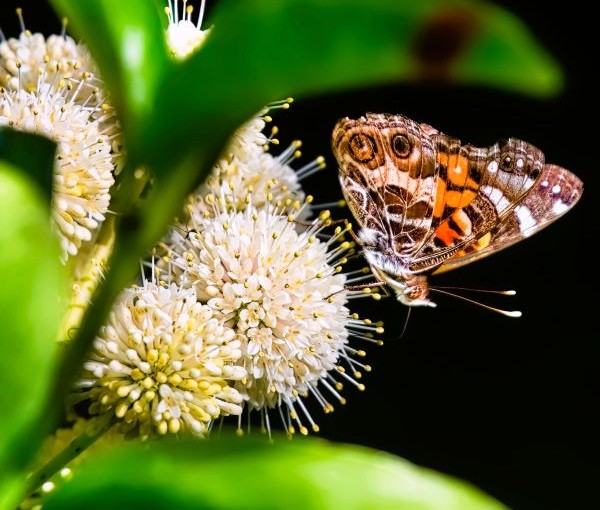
xmin=52 ymin=0 xmax=563 ymax=173
xmin=0 ymin=161 xmax=66 ymax=510
xmin=44 ymin=436 xmax=508 ymax=510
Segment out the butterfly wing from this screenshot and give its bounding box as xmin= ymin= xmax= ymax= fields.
xmin=434 ymin=164 xmax=583 ymax=274
xmin=408 ymin=135 xmax=548 ymax=271
xmin=333 ymin=113 xmax=582 ymax=279
xmin=333 ymin=113 xmax=438 ymax=257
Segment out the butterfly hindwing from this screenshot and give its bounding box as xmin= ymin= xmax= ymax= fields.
xmin=334 ymin=113 xmax=437 ymax=254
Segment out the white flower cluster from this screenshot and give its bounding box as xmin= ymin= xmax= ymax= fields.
xmin=3 ymin=2 xmax=383 ymax=440
xmin=0 ymin=12 xmax=121 ymax=260
xmin=165 ymin=0 xmax=211 ymax=59
xmin=156 ymin=186 xmax=382 ymax=436
xmin=77 ymin=282 xmax=245 ymax=437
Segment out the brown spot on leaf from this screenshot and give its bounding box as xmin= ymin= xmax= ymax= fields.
xmin=412 ymin=7 xmax=481 ymax=78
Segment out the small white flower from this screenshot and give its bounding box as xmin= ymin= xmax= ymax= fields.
xmin=0 ymin=14 xmax=102 ymax=105
xmin=0 ymin=84 xmax=117 ymax=259
xmin=227 ymin=116 xmax=270 ymax=161
xmin=76 ymin=281 xmax=245 ymax=437
xmin=190 ymin=115 xmax=325 ymax=220
xmin=0 ymin=15 xmax=121 ymax=260
xmin=158 ymin=200 xmax=383 ymax=436
xmin=165 ymin=0 xmax=210 ymax=59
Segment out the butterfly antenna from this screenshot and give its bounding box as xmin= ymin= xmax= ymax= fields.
xmin=430 ymin=287 xmax=522 ymax=318
xmin=435 ymin=285 xmax=516 ymax=296
xmin=399 ymin=306 xmax=412 ymax=338
xmin=384 ymin=306 xmax=412 ymax=341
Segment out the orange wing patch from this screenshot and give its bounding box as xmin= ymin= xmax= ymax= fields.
xmin=433 ymin=178 xmax=447 ymax=218
xmin=434 ymin=152 xmax=480 ymax=217
xmin=433 ymin=232 xmax=493 ymax=274
xmin=434 ymin=209 xmax=473 ymax=247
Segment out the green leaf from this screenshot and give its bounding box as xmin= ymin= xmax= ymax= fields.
xmin=44 ymin=436 xmax=508 ymax=510
xmin=0 ymin=162 xmax=66 ymax=510
xmin=0 ymin=129 xmax=56 ymax=205
xmin=453 ymin=3 xmax=562 ymax=94
xmin=50 ymin=0 xmax=563 ymax=175
xmin=48 ymin=0 xmax=171 ymax=162
xmin=0 ymin=474 xmax=24 ymax=510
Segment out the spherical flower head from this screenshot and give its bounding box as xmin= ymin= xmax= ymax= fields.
xmin=158 ymin=202 xmax=376 ymax=435
xmin=191 ymin=150 xmax=306 ymax=219
xmin=0 ymin=86 xmax=117 ymax=259
xmin=187 ymin=115 xmax=329 ymax=220
xmin=165 ymin=0 xmax=210 ymax=60
xmin=0 ymin=29 xmax=102 ymax=104
xmin=227 ymin=116 xmax=269 ymax=161
xmin=77 ymin=281 xmax=246 ymax=437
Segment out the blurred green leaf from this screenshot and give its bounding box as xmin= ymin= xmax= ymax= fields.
xmin=49 ymin=0 xmax=171 ymax=162
xmin=0 ymin=473 xmax=24 ymax=510
xmin=0 ymin=129 xmax=56 ymax=205
xmin=44 ymin=435 xmax=509 ymax=510
xmin=0 ymin=162 xmax=66 ymax=510
xmin=454 ymin=3 xmax=562 ymax=94
xmin=50 ymin=0 xmax=563 ymax=175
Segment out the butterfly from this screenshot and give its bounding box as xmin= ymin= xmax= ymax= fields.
xmin=332 ymin=113 xmax=583 ymax=312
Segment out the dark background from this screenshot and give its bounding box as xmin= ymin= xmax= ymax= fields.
xmin=2 ymin=1 xmax=597 ymax=509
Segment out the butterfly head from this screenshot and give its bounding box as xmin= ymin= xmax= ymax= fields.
xmin=381 ymin=268 xmax=435 ymax=308
xmin=364 ymin=250 xmax=436 ymax=308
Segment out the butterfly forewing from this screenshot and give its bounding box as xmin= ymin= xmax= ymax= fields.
xmin=410 ymin=136 xmax=546 ymax=269
xmin=435 ymin=163 xmax=583 ymax=273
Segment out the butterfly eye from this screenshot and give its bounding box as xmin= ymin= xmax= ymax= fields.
xmin=407 ymin=287 xmax=422 ymax=300
xmin=348 ymin=133 xmax=376 ymax=162
xmin=391 ymin=134 xmax=411 ymax=158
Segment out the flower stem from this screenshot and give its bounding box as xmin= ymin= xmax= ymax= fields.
xmin=24 ymin=416 xmax=114 ymax=499
xmin=60 ymin=217 xmax=117 ymax=342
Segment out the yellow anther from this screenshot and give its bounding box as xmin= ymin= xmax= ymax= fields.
xmin=319 ymin=210 xmax=331 ymax=221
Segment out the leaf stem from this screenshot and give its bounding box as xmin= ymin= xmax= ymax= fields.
xmin=24 ymin=416 xmax=114 ymax=499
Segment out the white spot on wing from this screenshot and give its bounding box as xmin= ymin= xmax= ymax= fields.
xmin=487 ymin=161 xmax=498 ymax=173
xmin=552 ymin=184 xmax=561 ymax=194
xmin=482 ymin=185 xmax=511 ymax=210
xmin=516 ymin=158 xmax=524 ymax=168
xmin=523 ymin=177 xmax=535 ymax=190
xmin=360 ymin=228 xmax=382 ymax=246
xmin=552 ymin=200 xmax=569 ymax=215
xmin=515 ymin=205 xmax=536 ymax=236
xmin=540 ymin=180 xmax=549 ymax=188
